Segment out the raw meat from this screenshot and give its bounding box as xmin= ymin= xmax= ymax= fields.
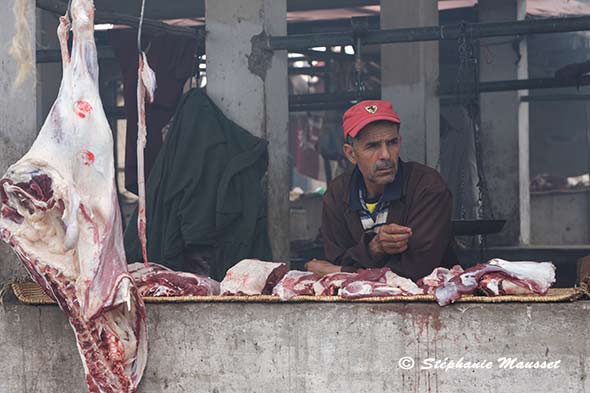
xmin=312 ymin=272 xmax=357 ymax=296
xmin=135 ymin=51 xmax=156 ymax=265
xmin=0 ymin=2 xmax=147 ymax=391
xmin=339 ymin=281 xmax=404 ymax=298
xmin=220 ymin=259 xmax=289 ymax=295
xmin=272 ymin=270 xmax=318 ymax=300
xmin=339 ymin=268 xmax=424 ymax=299
xmin=435 ymin=259 xmax=556 ymax=306
xmin=382 ymin=271 xmax=424 ymax=295
xmin=128 ymin=262 xmax=220 ymax=297
xmin=417 ymin=265 xmax=464 ymax=295
xmin=478 ymin=272 xmax=536 ymax=296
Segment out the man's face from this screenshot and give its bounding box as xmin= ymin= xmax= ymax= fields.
xmin=343 ymin=121 xmax=401 ymax=188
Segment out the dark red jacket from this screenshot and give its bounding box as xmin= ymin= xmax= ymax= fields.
xmin=321 ymin=161 xmax=455 ymax=281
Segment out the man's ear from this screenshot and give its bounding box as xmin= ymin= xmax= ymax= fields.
xmin=343 ymin=143 xmax=357 ymax=165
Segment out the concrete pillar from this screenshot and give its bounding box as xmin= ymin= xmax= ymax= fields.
xmin=0 ymin=0 xmax=37 ymax=283
xmin=478 ymin=0 xmax=528 ymax=245
xmin=380 ymin=0 xmax=440 ymax=168
xmin=205 ymin=0 xmax=289 ymax=261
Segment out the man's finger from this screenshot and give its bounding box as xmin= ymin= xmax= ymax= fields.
xmin=380 ymin=223 xmax=412 ymax=235
xmin=381 ymin=239 xmax=408 ymax=248
xmin=378 ymin=232 xmax=411 ymax=243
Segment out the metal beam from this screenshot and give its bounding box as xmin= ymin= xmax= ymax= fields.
xmin=37 ymin=0 xmax=200 ymax=39
xmin=269 ymin=16 xmax=590 ymax=51
xmin=288 ymin=66 xmax=328 ymax=76
xmin=292 ymin=77 xmax=590 ymax=111
xmin=439 ymin=76 xmax=590 ymax=95
xmin=38 ymin=0 xmax=378 ymax=21
xmin=520 ymin=93 xmax=590 ymax=102
xmin=289 ymin=91 xmax=380 ymax=106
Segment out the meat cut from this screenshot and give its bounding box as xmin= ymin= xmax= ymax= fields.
xmin=272 ymin=270 xmax=318 ymax=300
xmin=129 ymin=262 xmax=220 ymax=297
xmin=312 ymin=272 xmax=357 ymax=296
xmin=435 ymin=259 xmax=556 ymax=306
xmin=220 ymin=259 xmax=289 ymax=295
xmin=417 ymin=265 xmax=464 ymax=295
xmin=339 ymin=268 xmax=424 ymax=299
xmin=0 ymin=2 xmax=147 ymax=391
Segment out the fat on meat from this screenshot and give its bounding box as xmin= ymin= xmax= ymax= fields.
xmin=220 ymin=259 xmax=289 ymax=295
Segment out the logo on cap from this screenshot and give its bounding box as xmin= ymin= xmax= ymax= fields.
xmin=364 ymin=105 xmax=378 ymax=114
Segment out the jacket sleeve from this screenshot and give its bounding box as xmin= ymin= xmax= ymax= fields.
xmin=321 ymin=188 xmax=381 ymax=271
xmin=387 ymin=184 xmax=453 ymax=281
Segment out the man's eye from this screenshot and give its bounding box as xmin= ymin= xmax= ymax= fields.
xmin=388 ymin=139 xmax=398 ymax=145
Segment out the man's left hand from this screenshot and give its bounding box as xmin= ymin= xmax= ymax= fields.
xmin=304 ymin=259 xmax=342 ymax=277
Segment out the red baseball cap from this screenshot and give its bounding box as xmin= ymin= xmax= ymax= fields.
xmin=343 ymin=100 xmax=401 ymax=139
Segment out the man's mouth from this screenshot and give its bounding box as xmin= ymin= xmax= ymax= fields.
xmin=376 ymin=167 xmax=394 ymax=174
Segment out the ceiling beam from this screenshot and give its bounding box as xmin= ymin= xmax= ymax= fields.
xmin=37 ymin=0 xmax=200 ymax=39
xmin=39 ymin=0 xmax=378 ymax=21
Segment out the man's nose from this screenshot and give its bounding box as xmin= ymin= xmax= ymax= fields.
xmin=378 ymin=144 xmax=391 ymax=160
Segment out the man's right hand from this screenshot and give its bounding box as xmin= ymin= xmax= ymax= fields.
xmin=369 ymin=223 xmax=412 ymax=259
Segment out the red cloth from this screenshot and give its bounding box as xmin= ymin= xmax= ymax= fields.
xmin=342 ymin=100 xmax=401 ymax=139
xmin=110 ymin=30 xmax=197 ymax=194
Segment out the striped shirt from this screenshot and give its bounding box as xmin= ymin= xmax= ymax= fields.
xmin=348 ymin=160 xmax=404 ymax=233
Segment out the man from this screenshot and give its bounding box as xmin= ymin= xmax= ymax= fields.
xmin=305 ymin=100 xmax=455 ymax=281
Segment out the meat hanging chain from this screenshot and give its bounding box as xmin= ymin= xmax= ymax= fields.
xmin=0 ymin=0 xmax=148 ymax=391
xmin=136 ymin=0 xmax=156 ymax=266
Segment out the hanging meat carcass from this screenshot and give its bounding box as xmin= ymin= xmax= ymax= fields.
xmin=0 ymin=2 xmax=147 ymax=392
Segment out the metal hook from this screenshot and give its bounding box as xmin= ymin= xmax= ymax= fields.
xmin=66 ymin=0 xmax=73 ymax=22
xmin=351 ymin=17 xmax=369 ymax=101
xmin=137 ymin=0 xmax=147 ymax=53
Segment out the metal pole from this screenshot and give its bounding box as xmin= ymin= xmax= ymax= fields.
xmin=520 ymin=94 xmax=590 ymax=102
xmin=37 ymin=0 xmax=199 ymax=39
xmin=585 ymin=102 xmax=590 ymax=243
xmin=289 ymin=91 xmax=381 ymax=106
xmin=290 ymin=76 xmax=590 ymax=109
xmin=269 ymin=16 xmax=590 ymax=51
xmin=440 ymin=76 xmax=590 ymax=95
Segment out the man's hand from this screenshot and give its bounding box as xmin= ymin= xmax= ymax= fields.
xmin=369 ymin=223 xmax=412 ymax=259
xmin=304 ymin=259 xmax=342 ymax=277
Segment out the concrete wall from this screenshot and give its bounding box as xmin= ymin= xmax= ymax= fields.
xmin=0 ymin=301 xmax=588 ymax=392
xmin=531 ymin=192 xmax=590 ymax=245
xmin=0 ymin=0 xmax=37 ymax=283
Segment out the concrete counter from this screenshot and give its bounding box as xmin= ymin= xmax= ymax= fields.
xmin=1 ymin=301 xmax=589 ymax=393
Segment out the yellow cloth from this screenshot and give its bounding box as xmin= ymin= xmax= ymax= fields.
xmin=365 ymin=202 xmax=377 ymax=214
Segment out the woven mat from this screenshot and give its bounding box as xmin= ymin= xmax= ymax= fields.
xmin=10 ymin=281 xmax=587 ymax=305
